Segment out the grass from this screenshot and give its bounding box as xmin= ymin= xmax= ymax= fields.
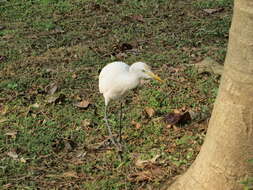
xmin=0 ymin=0 xmax=233 ymax=189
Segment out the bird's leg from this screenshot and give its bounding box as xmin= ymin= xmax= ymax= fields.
xmin=119 ymin=102 xmax=123 ymax=144
xmin=104 ymin=105 xmax=118 ymax=148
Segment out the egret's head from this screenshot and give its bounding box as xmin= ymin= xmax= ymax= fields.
xmin=130 ymin=62 xmax=164 ymax=82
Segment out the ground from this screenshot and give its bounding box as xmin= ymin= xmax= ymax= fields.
xmin=0 ymin=0 xmax=233 ymax=189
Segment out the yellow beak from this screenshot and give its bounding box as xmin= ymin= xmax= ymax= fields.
xmin=146 ymin=71 xmax=165 ymax=83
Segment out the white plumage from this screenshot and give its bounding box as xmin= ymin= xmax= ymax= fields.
xmin=99 ymin=61 xmax=162 ymax=105
xmin=99 ymin=62 xmax=136 ymax=104
xmin=98 ymin=61 xmax=163 ymax=149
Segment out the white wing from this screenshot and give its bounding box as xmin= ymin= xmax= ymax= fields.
xmin=99 ymin=61 xmax=129 ymax=94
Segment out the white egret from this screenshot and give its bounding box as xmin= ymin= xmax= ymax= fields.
xmin=99 ymin=61 xmax=163 ymax=149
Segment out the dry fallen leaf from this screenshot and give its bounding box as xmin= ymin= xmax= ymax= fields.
xmin=3 ymin=183 xmax=12 ymax=189
xmin=72 ymin=73 xmax=77 ymax=79
xmin=115 ymin=52 xmax=127 ymax=59
xmin=2 ymin=34 xmax=13 ymax=40
xmin=76 ymin=151 xmax=87 ymax=158
xmin=62 ymin=171 xmax=79 ymax=178
xmin=194 ymin=57 xmax=224 ymax=75
xmin=131 ymin=15 xmax=145 ymax=23
xmin=150 ymin=154 xmax=160 ymax=163
xmin=20 ymin=157 xmax=26 ymax=163
xmin=144 ymin=107 xmax=155 ymax=118
xmin=0 ymin=118 xmax=7 ymax=123
xmin=131 ymin=120 xmax=141 ymax=129
xmin=46 ymin=94 xmax=66 ymax=104
xmin=70 ymin=159 xmax=85 ymax=165
xmin=46 ymin=95 xmax=59 ymax=103
xmin=179 ymin=111 xmax=191 ymax=124
xmin=203 ymin=8 xmax=224 ymax=14
xmin=135 ymin=154 xmax=160 ymax=168
xmin=129 ymin=170 xmax=152 ymax=182
xmin=0 ymin=55 xmax=7 ymax=62
xmin=74 ymin=100 xmax=90 ymax=108
xmin=119 ymin=43 xmax=133 ymax=51
xmin=46 ymin=83 xmax=58 ymax=95
xmin=150 ymin=167 xmax=164 ymax=179
xmin=0 ymin=104 xmax=7 ymax=115
xmin=82 ymin=119 xmax=91 ymax=127
xmin=0 ymin=25 xmax=6 ymax=30
xmin=5 ymin=131 xmax=17 ymax=139
xmin=128 ymin=167 xmax=164 ymax=182
xmin=45 ymin=68 xmax=56 ymax=73
xmin=30 ymin=103 xmax=40 ymax=109
xmin=164 ymin=109 xmax=191 ymax=125
xmin=173 ymin=109 xmax=181 ymax=114
xmin=164 ymin=112 xmax=181 ymax=125
xmin=6 ymin=151 xmax=18 ymax=159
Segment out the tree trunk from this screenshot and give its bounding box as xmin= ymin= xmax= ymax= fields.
xmin=166 ymin=0 xmax=253 ymax=189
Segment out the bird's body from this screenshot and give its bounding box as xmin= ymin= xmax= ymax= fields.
xmin=98 ymin=61 xmax=163 ymax=149
xmin=99 ymin=61 xmax=140 ymax=105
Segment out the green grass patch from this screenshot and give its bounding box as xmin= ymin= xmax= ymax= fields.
xmin=0 ymin=0 xmax=232 ymax=188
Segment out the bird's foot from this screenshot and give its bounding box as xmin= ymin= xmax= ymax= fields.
xmin=107 ymin=135 xmax=123 ymax=152
xmin=106 ymin=135 xmax=121 ymax=150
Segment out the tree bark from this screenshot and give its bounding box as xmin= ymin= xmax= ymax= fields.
xmin=166 ymin=0 xmax=253 ymax=189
